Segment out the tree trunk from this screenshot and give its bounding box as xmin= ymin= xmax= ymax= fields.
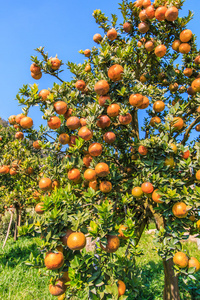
xmin=163 ymin=258 xmax=180 ymax=300
xmin=2 ymin=210 xmax=14 ymax=249
xmin=14 ymin=206 xmax=19 ymax=241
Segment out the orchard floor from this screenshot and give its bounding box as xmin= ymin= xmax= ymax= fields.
xmin=0 ymin=230 xmax=200 ymax=300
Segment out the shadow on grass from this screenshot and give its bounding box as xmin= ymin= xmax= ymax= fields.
xmin=0 ymin=236 xmax=41 ymax=268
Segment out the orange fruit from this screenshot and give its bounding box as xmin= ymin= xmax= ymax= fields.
xmin=49 ymin=57 xmax=61 ymax=70
xmin=67 ymin=232 xmax=86 ymax=250
xmin=119 ymin=113 xmax=132 ymax=125
xmin=171 ymin=117 xmax=184 ymax=131
xmin=15 ymin=114 xmax=25 ymax=124
xmin=152 ymin=189 xmax=163 ymax=203
xmin=153 ymin=101 xmax=165 ymax=112
xmin=155 ymin=45 xmax=167 ymax=58
xmin=155 ymin=6 xmax=167 ymax=21
xmin=188 ymin=257 xmax=200 ymax=272
xmin=75 ymin=80 xmax=86 ymax=91
xmin=15 ymin=132 xmax=24 ymax=140
xmin=99 ymin=181 xmax=112 ymax=193
xmin=100 ymin=235 xmax=120 ymax=253
xmin=146 ymin=5 xmax=155 ymax=19
xmin=170 ymin=144 xmax=177 ymax=154
xmin=35 ymin=202 xmax=44 ymax=215
xmin=58 ymin=133 xmax=70 ymax=145
xmin=183 ymin=68 xmax=193 ymax=77
xmin=44 ymin=251 xmax=64 ymax=270
xmin=173 ymin=252 xmax=188 ymax=268
xmin=89 ymin=143 xmax=103 ymax=157
xmin=48 ymin=116 xmax=61 ymax=129
xmin=78 ymin=126 xmax=93 ymax=141
xmin=107 ymin=28 xmax=117 ymax=41
xmin=68 ymin=169 xmax=81 ymax=182
xmin=138 ymin=22 xmax=149 ymax=33
xmin=39 ymin=89 xmax=50 ymax=101
xmin=165 ymin=7 xmax=179 ymax=22
xmin=107 ymin=104 xmax=120 ymax=117
xmin=172 ymin=40 xmax=181 ymax=51
xmin=179 ymin=43 xmax=191 ymax=54
xmin=20 ymin=117 xmax=33 ymax=129
xmin=172 ymin=202 xmax=188 ymax=218
xmin=84 ymin=49 xmax=91 ymax=57
xmin=123 ymin=22 xmax=132 ymax=33
xmin=66 ymin=116 xmax=80 ymax=130
xmin=150 ymin=116 xmax=161 ymax=127
xmin=93 ymin=33 xmax=102 ymax=43
xmin=182 ymin=150 xmax=190 ymax=159
xmin=118 ymin=225 xmax=128 ymax=239
xmin=191 ymin=78 xmax=200 ymax=93
xmin=138 ymin=145 xmax=148 ymax=155
xmin=83 ymin=155 xmax=93 ymax=168
xmin=141 ymin=182 xmax=154 ymax=194
xmin=129 ymin=94 xmax=143 ymax=107
xmin=108 ymin=64 xmax=123 ymax=82
xmin=96 ymin=115 xmax=111 ymax=129
xmin=196 ymin=170 xmax=200 ymax=181
xmin=89 ymin=180 xmax=99 ymax=191
xmin=138 ymin=96 xmax=149 ymax=109
xmin=39 ymin=178 xmax=52 ymax=191
xmin=54 ymin=101 xmax=67 ymax=115
xmin=118 ymin=280 xmax=126 ymax=297
xmin=84 ymin=169 xmax=96 ymax=181
xmin=30 ymin=63 xmax=41 ymax=74
xmin=94 ymin=80 xmax=109 ymax=95
xmin=33 ymin=140 xmax=42 ymax=149
xmin=61 ymin=229 xmax=74 ymax=246
xmin=165 ymin=157 xmax=175 ymax=167
xmin=95 ymin=163 xmax=109 ymax=177
xmin=49 ymin=279 xmax=66 ymax=296
xmin=98 ymin=95 xmax=111 ymax=107
xmin=180 ymin=29 xmax=192 ymax=43
xmin=132 ymin=187 xmax=143 ymax=198
xmin=103 ymin=132 xmax=116 ymax=144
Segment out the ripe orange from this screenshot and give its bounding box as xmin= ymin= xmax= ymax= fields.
xmin=132 ymin=187 xmax=143 ymax=198
xmin=68 ymin=169 xmax=81 ymax=182
xmin=195 ymin=124 xmax=200 ymax=132
xmin=172 ymin=117 xmax=184 ymax=131
xmin=15 ymin=114 xmax=25 ymax=124
xmin=129 ymin=94 xmax=143 ymax=107
xmin=80 ymin=118 xmax=87 ymax=127
xmin=194 ymin=55 xmax=200 ymax=65
xmin=180 ymin=29 xmax=192 ymax=42
xmin=138 ymin=96 xmax=149 ymax=109
xmin=141 ymin=182 xmax=154 ymax=194
xmin=173 ymin=252 xmax=188 ymax=268
xmin=75 ymin=80 xmax=86 ymax=91
xmin=89 ymin=180 xmax=99 ymax=191
xmin=94 ymin=80 xmax=109 ymax=95
xmin=107 ymin=28 xmax=118 ymax=41
xmin=31 ymin=71 xmax=42 ymax=79
xmin=108 ymin=64 xmax=124 ymax=82
xmin=139 ymin=10 xmax=148 ymax=22
xmin=54 ymin=101 xmax=67 ymax=115
xmin=155 ymin=6 xmax=167 ymax=21
xmin=153 ymin=101 xmax=165 ymax=112
xmin=85 ymin=63 xmax=91 ymax=72
xmin=165 ymin=7 xmax=179 ymax=22
xmin=172 ymin=40 xmax=181 ymax=51
xmin=107 ymin=104 xmax=120 ymax=117
xmin=146 ymin=5 xmax=155 ymax=19
xmin=15 ymin=132 xmax=24 ymax=140
xmin=61 ymin=229 xmax=74 ymax=246
xmin=96 ymin=115 xmax=111 ymax=129
xmin=98 ymin=95 xmax=111 ymax=106
xmin=49 ymin=278 xmax=66 ymax=296
xmin=67 ymin=232 xmax=86 ymax=250
xmin=188 ymin=257 xmax=200 ymax=272
xmin=182 ymin=150 xmax=190 ymax=159
xmin=48 ymin=116 xmax=61 ymax=129
xmin=100 ymin=235 xmax=120 ymax=253
xmin=191 ymin=78 xmax=200 ymax=92
xmin=179 ymin=43 xmax=191 ymax=54
xmin=152 ymin=189 xmax=163 ymax=203
xmin=20 ymin=117 xmax=33 ymax=129
xmin=95 ymin=163 xmax=109 ymax=177
xmin=68 ymin=135 xmax=78 ymax=147
xmin=172 ymin=202 xmax=188 ymax=218
xmin=49 ymin=57 xmax=61 ymax=70
xmin=196 ymin=170 xmax=200 ymax=181
xmin=170 ymin=143 xmax=177 ymax=154
xmin=123 ymin=22 xmax=132 ymax=33
xmin=30 ymin=63 xmax=41 ymax=74
xmin=145 ymin=40 xmax=155 ymax=52
xmin=155 ymin=45 xmax=167 ymax=58
xmin=58 ymin=133 xmax=70 ymax=145
xmin=0 ymin=165 xmax=10 ymax=174
xmin=78 ymin=126 xmax=93 ymax=141
xmin=84 ymin=49 xmax=91 ymax=57
xmin=39 ymin=178 xmax=52 ymax=191
xmin=66 ymin=116 xmax=80 ymax=130
xmin=64 ymin=108 xmax=73 ymax=120
xmin=83 ymin=154 xmax=93 ymax=168
xmin=39 ymin=89 xmax=50 ymax=101
xmin=118 ymin=280 xmax=126 ymax=297
xmin=33 ymin=140 xmax=41 ymax=149
xmin=52 ymin=180 xmax=60 ymax=189
xmin=84 ymin=169 xmax=96 ymax=181
xmin=93 ymin=33 xmax=102 ymax=43
xmin=103 ymin=132 xmax=116 ymax=144
xmin=45 ymin=251 xmax=64 ymax=270
xmin=119 ymin=113 xmax=132 ymax=125
xmin=138 ymin=22 xmax=149 ymax=33
xmin=183 ymin=68 xmax=193 ymax=77
xmin=88 ymin=143 xmax=103 ymax=157
xmin=142 ymin=0 xmax=151 ymax=8
xmin=118 ymin=225 xmax=128 ymax=239
xmin=150 ymin=116 xmax=161 ymax=127
xmin=99 ymin=181 xmax=112 ymax=193
xmin=35 ymin=202 xmax=44 ymax=215
xmin=138 ymin=145 xmax=148 ymax=155
xmin=9 ymin=168 xmax=17 ymax=176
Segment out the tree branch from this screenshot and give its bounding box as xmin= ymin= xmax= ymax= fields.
xmin=181 ymin=116 xmax=200 ymax=145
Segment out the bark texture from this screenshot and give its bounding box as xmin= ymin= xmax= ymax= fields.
xmin=163 ymin=258 xmax=180 ymax=300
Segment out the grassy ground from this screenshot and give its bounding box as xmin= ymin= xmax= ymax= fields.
xmin=0 ymin=230 xmax=200 ymax=300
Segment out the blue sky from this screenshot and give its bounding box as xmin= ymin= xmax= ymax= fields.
xmin=0 ymin=0 xmax=200 ymax=131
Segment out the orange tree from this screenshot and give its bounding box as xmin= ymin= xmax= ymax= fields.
xmin=13 ymin=0 xmax=200 ymax=299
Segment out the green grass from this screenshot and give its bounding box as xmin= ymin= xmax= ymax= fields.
xmin=0 ymin=231 xmax=200 ymax=300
